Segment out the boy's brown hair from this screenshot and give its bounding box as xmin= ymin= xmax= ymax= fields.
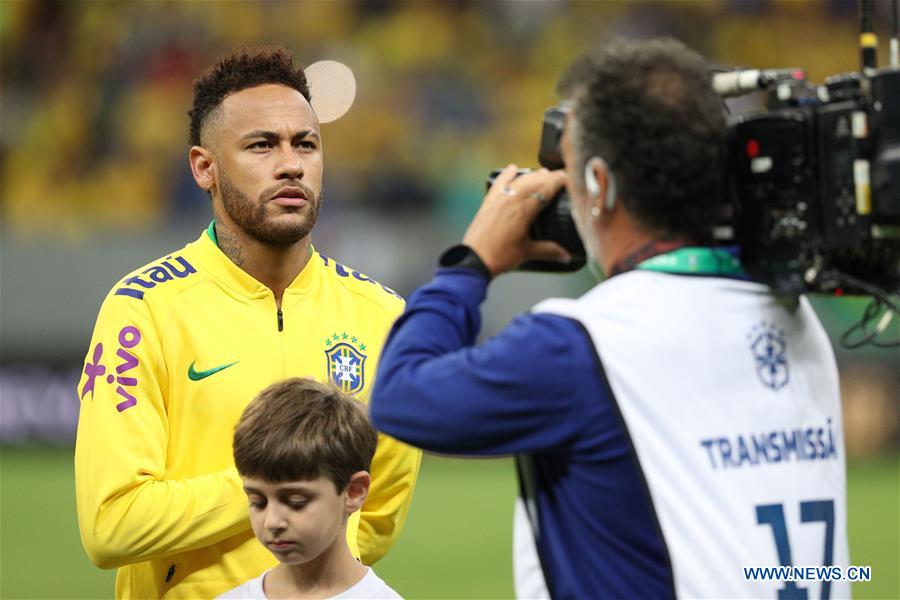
xmin=233 ymin=378 xmax=377 ymax=493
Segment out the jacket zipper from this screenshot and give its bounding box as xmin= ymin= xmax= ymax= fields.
xmin=277 ymin=307 xmax=287 ymax=377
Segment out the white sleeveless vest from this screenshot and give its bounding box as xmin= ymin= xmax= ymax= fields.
xmin=531 ymin=271 xmax=849 ymax=599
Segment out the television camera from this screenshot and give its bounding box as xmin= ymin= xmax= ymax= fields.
xmin=489 ymin=0 xmax=899 ymax=348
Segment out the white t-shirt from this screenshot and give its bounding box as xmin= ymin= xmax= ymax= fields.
xmin=216 ymin=567 xmax=401 ymax=599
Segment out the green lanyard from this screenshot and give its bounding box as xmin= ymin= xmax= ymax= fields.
xmin=635 ymin=247 xmax=746 ymax=277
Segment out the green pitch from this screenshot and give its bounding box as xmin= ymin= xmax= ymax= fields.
xmin=1 ymin=448 xmax=896 ymax=599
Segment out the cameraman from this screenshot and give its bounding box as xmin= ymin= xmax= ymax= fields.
xmin=370 ymin=38 xmax=849 ymax=598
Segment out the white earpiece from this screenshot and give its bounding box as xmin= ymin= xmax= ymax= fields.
xmin=584 ymin=157 xmax=617 ymax=211
xmin=584 ymin=160 xmax=601 ymax=198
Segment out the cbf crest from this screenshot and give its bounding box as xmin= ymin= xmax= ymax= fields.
xmin=324 ymin=333 xmax=368 ymax=395
xmin=747 ymin=322 xmax=790 ymax=391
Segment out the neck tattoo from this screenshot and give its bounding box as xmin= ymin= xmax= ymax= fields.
xmin=216 ymin=225 xmax=245 ymax=267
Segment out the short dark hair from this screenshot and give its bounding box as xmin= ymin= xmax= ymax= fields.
xmin=559 ymin=38 xmax=725 ymax=239
xmin=189 ymin=46 xmax=311 ymax=146
xmin=233 ymin=378 xmax=378 ymax=493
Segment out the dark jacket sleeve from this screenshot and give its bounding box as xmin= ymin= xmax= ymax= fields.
xmin=370 ymin=268 xmax=602 ymax=456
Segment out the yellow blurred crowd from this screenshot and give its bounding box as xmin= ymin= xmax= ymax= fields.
xmin=1 ymin=0 xmax=866 ymax=238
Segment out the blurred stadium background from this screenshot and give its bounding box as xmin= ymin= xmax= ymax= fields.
xmin=1 ymin=0 xmax=897 ymax=598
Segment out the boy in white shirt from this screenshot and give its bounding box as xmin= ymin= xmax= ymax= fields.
xmin=218 ymin=378 xmax=401 ymax=599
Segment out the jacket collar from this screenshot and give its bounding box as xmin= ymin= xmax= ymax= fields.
xmin=191 ymin=221 xmax=321 ymax=299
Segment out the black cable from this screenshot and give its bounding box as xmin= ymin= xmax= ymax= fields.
xmin=822 ymin=270 xmax=900 ymax=349
xmin=839 ymin=300 xmax=872 ymax=350
xmin=839 ymin=297 xmax=898 ymax=349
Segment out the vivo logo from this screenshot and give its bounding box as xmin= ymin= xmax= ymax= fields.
xmin=81 ymin=325 xmax=143 ymax=412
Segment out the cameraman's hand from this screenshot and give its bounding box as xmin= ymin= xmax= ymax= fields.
xmin=463 ymin=164 xmax=571 ymax=277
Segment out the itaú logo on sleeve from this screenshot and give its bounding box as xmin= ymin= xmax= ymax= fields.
xmin=114 ymin=256 xmax=197 ymax=300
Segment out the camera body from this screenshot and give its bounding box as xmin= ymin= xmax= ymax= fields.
xmin=722 ymin=68 xmax=900 ymax=295
xmin=486 ymin=107 xmax=586 ymax=272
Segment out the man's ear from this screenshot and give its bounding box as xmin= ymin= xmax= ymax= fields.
xmin=189 ymin=146 xmax=216 ymax=193
xmin=585 ymin=157 xmax=617 ymax=211
xmin=344 ymin=471 xmax=371 ymax=514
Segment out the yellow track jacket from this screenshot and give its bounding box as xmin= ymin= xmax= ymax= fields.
xmin=75 ymin=225 xmax=421 ymax=599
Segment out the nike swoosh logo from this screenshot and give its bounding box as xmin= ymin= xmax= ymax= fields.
xmin=188 ymin=361 xmax=239 ymax=381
